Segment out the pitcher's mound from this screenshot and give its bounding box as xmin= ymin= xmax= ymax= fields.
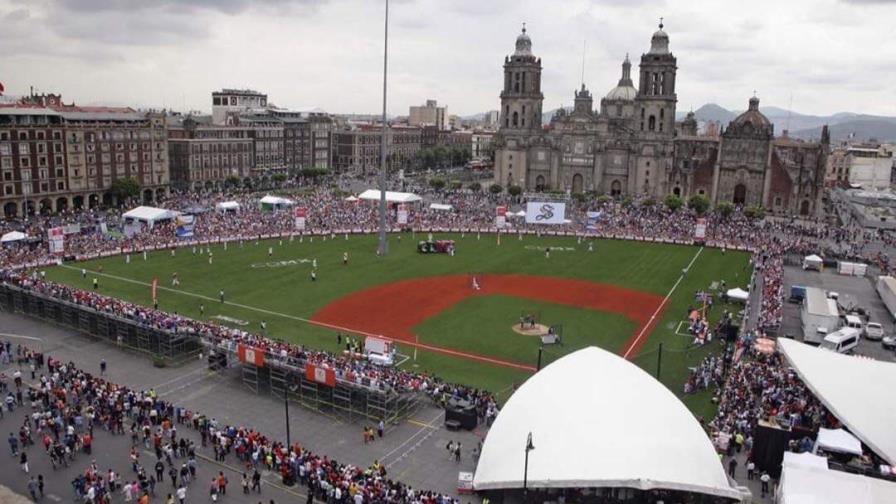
xmin=513 ymin=323 xmax=550 ymax=336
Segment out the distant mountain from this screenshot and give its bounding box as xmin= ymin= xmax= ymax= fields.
xmin=793 ymin=120 xmax=896 ymax=143
xmin=692 ymin=103 xmax=737 ymax=124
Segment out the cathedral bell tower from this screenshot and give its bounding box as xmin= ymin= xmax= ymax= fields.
xmin=499 ymin=24 xmax=544 ymax=133
xmin=635 ymin=20 xmax=677 ymax=136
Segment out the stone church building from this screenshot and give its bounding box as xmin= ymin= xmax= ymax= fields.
xmin=493 ymin=23 xmax=829 ymax=216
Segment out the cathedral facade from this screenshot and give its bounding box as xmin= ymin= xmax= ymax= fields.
xmin=493 ymin=24 xmax=829 ymax=216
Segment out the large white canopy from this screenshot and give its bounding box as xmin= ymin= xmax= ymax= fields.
xmin=357 ymin=189 xmax=421 ymax=203
xmin=778 ymin=338 xmax=896 ymax=465
xmin=782 ymin=451 xmax=828 ymax=471
xmin=815 ymin=428 xmax=863 ymax=456
xmin=215 ymin=201 xmax=240 ymax=211
xmin=122 ymin=206 xmax=179 ymax=223
xmin=429 ymin=203 xmax=453 ymax=211
xmin=259 ymin=195 xmax=295 ymax=206
xmin=779 ymin=463 xmax=896 ymax=504
xmin=726 ymin=287 xmax=750 ymax=302
xmin=473 ymin=347 xmax=740 ymax=499
xmin=0 ymin=231 xmax=27 ymax=243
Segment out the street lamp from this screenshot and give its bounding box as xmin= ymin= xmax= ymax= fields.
xmin=523 ymin=431 xmax=535 ymax=500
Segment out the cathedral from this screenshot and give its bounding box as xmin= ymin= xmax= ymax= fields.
xmin=493 ymin=23 xmax=829 ymax=216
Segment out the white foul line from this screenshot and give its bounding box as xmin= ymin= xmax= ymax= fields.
xmin=622 ymin=246 xmax=704 ymax=359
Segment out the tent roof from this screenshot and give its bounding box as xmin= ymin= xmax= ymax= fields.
xmin=726 ymin=287 xmax=749 ymax=300
xmin=804 ymin=254 xmax=823 ymax=262
xmin=259 ymin=195 xmax=295 ymax=205
xmin=0 ymin=231 xmax=27 ymax=243
xmin=779 ymin=463 xmax=896 ymax=504
xmin=473 ymin=347 xmax=739 ymax=499
xmin=215 ymin=201 xmax=240 ymax=209
xmin=816 ymin=428 xmax=863 ymax=455
xmin=344 ymin=196 xmax=359 ymax=202
xmin=122 ymin=206 xmax=179 ymax=222
xmin=357 ymin=189 xmax=421 ymax=203
xmin=779 ymin=339 xmax=896 ymax=465
xmin=782 ymin=451 xmax=829 ymax=471
xmin=429 ymin=203 xmax=453 ymax=211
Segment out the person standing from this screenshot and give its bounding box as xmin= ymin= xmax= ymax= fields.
xmin=377 ymin=420 xmax=384 ymax=438
xmin=20 ymin=450 xmax=28 ymax=473
xmin=343 ymin=252 xmax=349 ymax=265
xmin=93 ymin=277 xmax=99 ymax=290
xmin=727 ymin=458 xmax=737 ymax=479
xmin=219 ymin=290 xmax=224 ymax=303
xmin=760 ymin=471 xmax=770 ymax=497
xmin=27 ymin=477 xmax=38 ymax=501
xmin=100 ymin=360 xmax=107 ymax=376
xmin=199 ymin=304 xmax=205 ymax=316
xmin=746 ymin=460 xmax=755 ymax=481
xmin=37 ymin=474 xmax=44 ymax=498
xmin=310 ymin=270 xmax=316 ymax=282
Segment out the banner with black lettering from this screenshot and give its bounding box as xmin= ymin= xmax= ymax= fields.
xmin=525 ymin=202 xmax=566 ymax=225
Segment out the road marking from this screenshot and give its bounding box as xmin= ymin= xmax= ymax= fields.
xmin=380 ymin=410 xmax=443 ymax=468
xmin=58 ymin=264 xmax=537 ymax=371
xmin=46 ymin=494 xmax=62 ymax=502
xmin=622 ymin=246 xmax=704 ymax=359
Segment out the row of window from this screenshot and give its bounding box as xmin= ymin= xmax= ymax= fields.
xmin=3 ymin=180 xmax=66 ymax=196
xmin=0 ymin=130 xmax=64 ymax=141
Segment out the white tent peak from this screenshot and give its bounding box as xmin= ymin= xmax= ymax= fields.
xmin=0 ymin=231 xmax=27 ymax=243
xmin=473 ymin=346 xmax=739 ymax=499
xmin=357 ymin=189 xmax=421 ymax=203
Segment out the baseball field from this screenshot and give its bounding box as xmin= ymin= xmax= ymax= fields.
xmin=44 ymin=232 xmax=751 ymax=418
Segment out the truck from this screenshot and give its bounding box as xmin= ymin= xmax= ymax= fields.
xmin=876 ymin=276 xmax=896 ymax=321
xmin=801 ymin=287 xmax=841 ymax=344
xmin=789 ymin=285 xmax=807 ymax=303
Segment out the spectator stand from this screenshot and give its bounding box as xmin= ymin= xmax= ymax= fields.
xmin=203 ymin=338 xmax=422 ymax=425
xmin=0 ymin=283 xmax=200 ymax=363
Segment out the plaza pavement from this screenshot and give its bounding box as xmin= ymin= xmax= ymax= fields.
xmin=0 ymin=309 xmax=484 ymax=502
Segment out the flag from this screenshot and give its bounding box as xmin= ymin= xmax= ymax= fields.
xmin=150 ymin=278 xmax=158 ymax=301
xmin=305 ymin=363 xmax=336 ymax=387
xmin=238 ymin=344 xmax=265 ymax=367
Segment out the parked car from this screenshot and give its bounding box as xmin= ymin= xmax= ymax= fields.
xmin=882 ymin=334 xmax=896 ymax=350
xmin=865 ymin=322 xmax=884 ymax=341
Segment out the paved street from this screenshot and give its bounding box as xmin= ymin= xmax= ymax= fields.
xmin=0 ymin=310 xmax=483 ymax=502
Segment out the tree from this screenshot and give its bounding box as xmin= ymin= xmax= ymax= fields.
xmin=688 ymin=194 xmax=711 ymax=215
xmin=489 ymin=183 xmax=503 ymax=194
xmin=109 ymin=177 xmax=140 ymax=204
xmin=571 ymin=192 xmax=587 ymax=203
xmin=716 ymin=201 xmax=734 ymax=219
xmin=224 ymin=176 xmax=240 ymax=188
xmin=642 ymin=197 xmax=656 ymax=207
xmin=664 ymin=194 xmax=683 ymax=212
xmin=272 ymin=173 xmax=288 ymax=183
xmin=449 ymin=180 xmax=463 ymax=191
xmin=508 ymin=185 xmax=523 ymax=197
xmin=429 ymin=177 xmax=446 ymax=191
xmin=468 ymin=182 xmax=482 ymax=192
xmin=744 ymin=205 xmax=766 ymax=219
xmin=597 ymin=195 xmax=612 ymax=205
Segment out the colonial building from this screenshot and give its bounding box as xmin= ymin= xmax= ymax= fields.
xmin=493 ymin=23 xmax=829 ymax=216
xmin=332 ymin=124 xmax=422 ymax=172
xmin=0 ymin=95 xmax=169 ymax=217
xmin=167 ymin=116 xmax=254 ymax=191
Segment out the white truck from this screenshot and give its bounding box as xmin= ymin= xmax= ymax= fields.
xmin=801 ymin=287 xmax=841 ymax=344
xmin=876 ymin=276 xmax=896 ymax=321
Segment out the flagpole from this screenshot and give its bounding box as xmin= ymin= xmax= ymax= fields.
xmin=377 ymin=0 xmax=390 ymax=256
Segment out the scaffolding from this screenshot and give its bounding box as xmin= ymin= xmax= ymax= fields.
xmin=0 ymin=284 xmax=201 ymax=364
xmin=203 ymin=338 xmax=421 ymax=424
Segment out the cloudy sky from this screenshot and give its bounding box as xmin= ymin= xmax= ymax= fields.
xmin=1 ymin=0 xmax=894 ymax=117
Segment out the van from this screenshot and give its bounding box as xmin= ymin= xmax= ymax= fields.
xmin=821 ymin=328 xmax=861 ymax=354
xmin=844 ymin=315 xmax=863 ymax=332
xmin=865 ymin=322 xmax=884 ymax=341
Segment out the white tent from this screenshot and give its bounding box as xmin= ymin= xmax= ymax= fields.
xmin=344 ymin=195 xmax=359 ymax=202
xmin=259 ymin=195 xmax=295 ymax=206
xmin=782 ymin=451 xmax=829 ymax=471
xmin=779 ymin=339 xmax=896 ymax=464
xmin=815 ymin=428 xmax=863 ymax=456
xmin=0 ymin=231 xmax=27 ymax=243
xmin=429 ymin=203 xmax=453 ymax=211
xmin=357 ymin=189 xmax=422 ymax=203
xmin=215 ymin=201 xmax=240 ymax=212
xmin=473 ymin=347 xmax=740 ymax=499
xmin=122 ymin=206 xmax=180 ymax=227
xmin=779 ymin=463 xmax=896 ymax=504
xmin=726 ymin=287 xmax=750 ymax=302
xmin=803 ymin=254 xmax=823 ymax=270
xmin=509 ymin=210 xmax=526 ymax=218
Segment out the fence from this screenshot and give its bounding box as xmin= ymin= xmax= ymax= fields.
xmin=0 ymin=284 xmax=201 ymax=364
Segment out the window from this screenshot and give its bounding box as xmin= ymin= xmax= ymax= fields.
xmin=18 ymin=131 xmax=27 ymax=140
xmin=512 ymin=111 xmax=519 ymax=127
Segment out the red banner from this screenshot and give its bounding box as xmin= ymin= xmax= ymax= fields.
xmin=305 ymin=363 xmax=336 ymax=387
xmin=238 ymin=344 xmax=265 ymax=367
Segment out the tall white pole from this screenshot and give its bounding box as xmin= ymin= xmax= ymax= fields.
xmin=377 ymin=0 xmax=390 ymax=256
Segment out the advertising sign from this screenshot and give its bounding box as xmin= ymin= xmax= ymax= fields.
xmin=525 ymin=202 xmax=566 ymax=225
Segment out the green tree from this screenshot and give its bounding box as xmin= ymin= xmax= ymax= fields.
xmin=489 ymin=183 xmax=503 ymax=194
xmin=429 ymin=177 xmax=446 ymax=191
xmin=688 ymin=194 xmax=711 ymax=215
xmin=571 ymin=192 xmax=587 ymax=203
xmin=744 ymin=205 xmax=766 ymax=219
xmin=468 ymin=182 xmax=482 ymax=192
xmin=716 ymin=201 xmax=734 ymax=219
xmin=272 ymin=173 xmax=288 ymax=183
xmin=642 ymin=197 xmax=656 ymax=207
xmin=508 ymin=185 xmax=523 ymax=197
xmin=597 ymin=195 xmax=612 ymax=205
xmin=664 ymin=194 xmax=683 ymax=212
xmin=110 ymin=177 xmax=140 ymax=204
xmin=449 ymin=180 xmax=463 ymax=191
xmin=225 ymin=176 xmax=240 ymax=188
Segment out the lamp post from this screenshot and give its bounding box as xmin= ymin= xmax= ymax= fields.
xmin=523 ymin=431 xmax=534 ymax=500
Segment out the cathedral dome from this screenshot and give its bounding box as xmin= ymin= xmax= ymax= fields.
xmin=605 ymin=54 xmax=637 ymax=101
xmin=648 ymin=21 xmax=670 ymax=55
xmin=514 ymin=24 xmax=533 ymax=57
xmin=731 ymin=96 xmax=771 ymax=129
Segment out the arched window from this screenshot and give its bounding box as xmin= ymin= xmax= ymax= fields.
xmin=610 ymin=180 xmax=622 ymax=196
xmin=512 ymin=112 xmax=519 ymax=127
xmin=673 ymin=187 xmax=681 ymax=197
xmin=572 ymin=174 xmax=584 ymax=194
xmin=659 ymin=109 xmax=665 ymax=132
xmin=800 ymin=200 xmax=811 ymax=215
xmin=535 ymin=175 xmax=546 ymax=191
xmin=648 ymin=115 xmax=656 ymax=131
xmin=733 ymin=184 xmax=747 ymax=205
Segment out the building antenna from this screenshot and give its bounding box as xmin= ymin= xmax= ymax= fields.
xmin=581 ymin=39 xmax=587 ymax=87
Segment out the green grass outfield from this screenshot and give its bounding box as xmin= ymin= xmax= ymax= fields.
xmin=44 ymin=232 xmax=750 ymax=418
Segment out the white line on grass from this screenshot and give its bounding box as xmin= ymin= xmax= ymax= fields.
xmin=622 ymin=246 xmax=704 ymax=359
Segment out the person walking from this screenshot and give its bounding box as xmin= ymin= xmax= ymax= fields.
xmin=209 ymin=478 xmax=219 ymax=502
xmin=727 ymin=458 xmax=737 ymax=479
xmin=100 ymin=360 xmax=107 ymax=376
xmin=760 ymin=471 xmax=771 ymax=498
xmin=241 ymin=473 xmax=249 ymax=495
xmin=37 ymin=474 xmax=44 ymax=498
xmin=176 ymin=485 xmax=187 ymax=504
xmin=27 ymin=477 xmax=38 ymax=501
xmin=20 ymin=451 xmax=28 ymax=473
xmin=746 ymin=460 xmax=755 ymax=481
xmin=251 ymin=469 xmax=261 ymax=493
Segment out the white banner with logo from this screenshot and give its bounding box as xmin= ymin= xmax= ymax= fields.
xmin=294 ymin=207 xmax=307 ymax=230
xmin=525 ymin=202 xmax=566 ymax=225
xmin=495 ymin=206 xmax=507 ymax=228
xmin=397 ymin=204 xmax=409 ymax=225
xmin=48 ymin=227 xmax=65 ymax=255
